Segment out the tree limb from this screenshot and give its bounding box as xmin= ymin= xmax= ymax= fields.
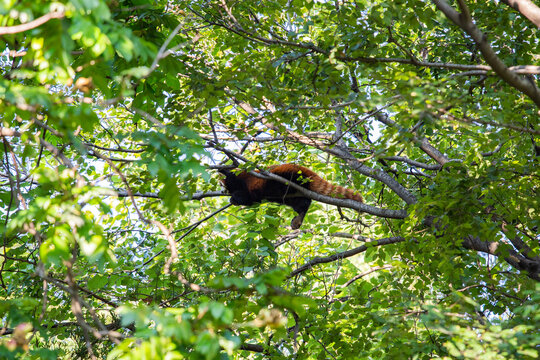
xmin=0 ymin=10 xmax=65 ymax=35
xmin=190 ymin=7 xmax=540 ymax=75
xmin=344 ymin=265 xmax=394 ymax=287
xmin=374 ymin=113 xmax=451 ymax=166
xmin=231 ymin=97 xmax=418 ymax=205
xmin=462 ymin=236 xmax=540 ymax=281
xmin=383 ymin=156 xmax=442 ymax=170
xmin=114 ymin=189 xmax=226 ymax=200
xmin=499 ymin=0 xmax=540 ymax=27
xmin=433 ymin=0 xmax=540 ymax=107
xmin=288 ymin=237 xmax=405 ymax=278
xmin=210 ymin=143 xmax=409 ymax=219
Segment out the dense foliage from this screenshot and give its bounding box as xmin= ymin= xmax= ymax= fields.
xmin=1 ymin=0 xmax=539 ymax=359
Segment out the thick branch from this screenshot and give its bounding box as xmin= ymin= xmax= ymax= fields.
xmin=500 ymin=0 xmax=540 ymax=27
xmin=462 ymin=236 xmax=540 ymax=281
xmin=433 ymin=0 xmax=540 ymax=107
xmin=256 ymin=170 xmax=408 ymax=219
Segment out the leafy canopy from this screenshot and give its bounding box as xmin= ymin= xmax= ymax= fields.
xmin=0 ymin=0 xmax=539 ymax=359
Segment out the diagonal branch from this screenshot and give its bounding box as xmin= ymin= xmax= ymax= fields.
xmin=433 ymin=0 xmax=540 ymax=107
xmin=210 ymin=143 xmax=408 ymax=219
xmin=0 ymin=10 xmax=65 ymax=35
xmin=288 ymin=237 xmax=405 ymax=278
xmin=374 ymin=113 xmax=451 ymax=166
xmin=190 ymin=7 xmax=540 ymax=75
xmin=462 ymin=236 xmax=540 ymax=281
xmin=231 ymin=97 xmax=418 ymax=205
xmin=499 ymin=0 xmax=540 ymax=27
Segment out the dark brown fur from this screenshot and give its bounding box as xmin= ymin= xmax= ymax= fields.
xmin=219 ymin=164 xmax=363 ymax=229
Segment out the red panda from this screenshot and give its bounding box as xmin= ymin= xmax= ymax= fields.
xmin=219 ymin=164 xmax=363 ymax=229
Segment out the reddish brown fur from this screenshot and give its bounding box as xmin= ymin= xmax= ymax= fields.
xmin=219 ymin=164 xmax=362 ymax=229
xmin=267 ymin=164 xmax=364 ymax=202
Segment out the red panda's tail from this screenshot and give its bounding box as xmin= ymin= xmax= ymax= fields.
xmin=309 ymin=177 xmax=364 ymax=202
xmin=270 ymin=164 xmax=363 ymax=202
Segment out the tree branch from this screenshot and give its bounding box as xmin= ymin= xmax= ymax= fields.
xmin=344 ymin=265 xmax=394 ymax=287
xmin=433 ymin=0 xmax=540 ymax=107
xmin=259 ymin=169 xmax=408 ymax=219
xmin=211 ymin=143 xmax=409 ymax=219
xmin=0 ymin=127 xmax=21 ymax=137
xmin=433 ymin=107 xmax=540 ymax=135
xmin=0 ymin=10 xmax=65 ymax=35
xmin=383 ymin=156 xmax=442 ymax=170
xmin=289 ymin=237 xmax=405 ymax=278
xmin=191 ymin=7 xmax=540 ymax=75
xmin=239 ymin=343 xmax=266 ymax=353
xmin=499 ymin=0 xmax=540 ymax=27
xmin=231 ymin=97 xmax=418 ymax=205
xmin=374 ymin=113 xmax=451 ymax=166
xmin=462 ymin=236 xmax=540 ymax=281
xmin=114 ymin=189 xmax=227 ymax=200
xmin=1 ymin=126 xmax=74 ymax=167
